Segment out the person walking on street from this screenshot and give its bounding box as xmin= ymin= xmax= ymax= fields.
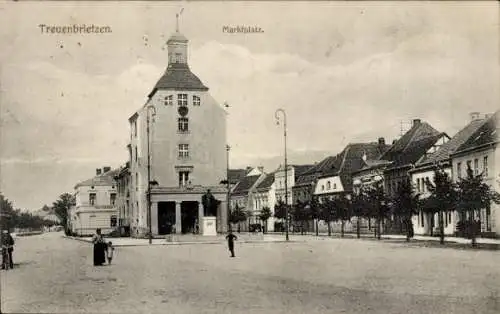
xmin=106 ymin=241 xmax=114 ymax=265
xmin=92 ymin=228 xmax=106 ymax=266
xmin=1 ymin=230 xmax=15 ymax=269
xmin=225 ymin=230 xmax=238 ymax=258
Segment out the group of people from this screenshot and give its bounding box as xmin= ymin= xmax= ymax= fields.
xmin=1 ymin=230 xmax=15 ymax=269
xmin=92 ymin=228 xmax=114 ymax=266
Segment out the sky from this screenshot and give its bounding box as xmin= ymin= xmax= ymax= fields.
xmin=0 ymin=1 xmax=498 ymax=211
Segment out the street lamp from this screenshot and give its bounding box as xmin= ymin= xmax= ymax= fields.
xmin=275 ymin=108 xmax=289 ymax=241
xmin=226 ymin=145 xmax=231 ymax=232
xmin=146 ymin=104 xmax=156 ymax=244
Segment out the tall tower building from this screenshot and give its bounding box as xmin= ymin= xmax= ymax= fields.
xmin=128 ymin=18 xmax=228 ymax=237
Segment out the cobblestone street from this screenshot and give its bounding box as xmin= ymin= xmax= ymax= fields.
xmin=1 ymin=232 xmax=499 ymax=313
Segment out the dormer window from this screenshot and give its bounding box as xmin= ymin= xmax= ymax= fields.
xmin=193 ymin=95 xmax=201 ymax=106
xmin=165 ymin=95 xmax=173 ymax=106
xmin=326 ymin=181 xmax=331 ymax=190
xmin=178 ymin=94 xmax=188 ymax=107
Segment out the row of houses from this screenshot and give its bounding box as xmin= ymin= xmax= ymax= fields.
xmin=228 ymin=111 xmax=499 ymax=236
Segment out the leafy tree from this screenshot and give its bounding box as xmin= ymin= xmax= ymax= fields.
xmin=309 ymin=197 xmax=321 ymax=236
xmin=365 ymin=182 xmax=391 ymax=240
xmin=351 ymin=189 xmax=370 ymax=239
xmin=258 ymin=206 xmax=272 ymax=233
xmin=0 ymin=194 xmax=17 ymax=231
xmin=320 ymin=197 xmax=336 ymax=236
xmin=52 ymin=193 xmax=75 ymax=232
xmin=291 ymin=200 xmax=309 ymax=235
xmin=334 ymin=196 xmax=352 ymax=238
xmin=422 ymin=169 xmax=457 ymax=244
xmin=392 ymin=179 xmax=422 ymax=242
xmin=456 ymin=166 xmax=500 ymax=247
xmin=228 ymin=204 xmax=248 ymax=233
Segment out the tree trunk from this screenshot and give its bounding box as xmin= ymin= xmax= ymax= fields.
xmin=471 ymin=210 xmax=477 ymax=248
xmin=368 ymin=217 xmax=371 ymax=230
xmin=315 ymin=219 xmax=319 ymax=236
xmin=377 ymin=218 xmax=381 ymax=240
xmin=356 ymin=217 xmax=360 ymax=239
xmin=341 ymin=220 xmax=345 ymax=238
xmin=439 ymin=211 xmax=444 ymax=245
xmin=327 ymin=221 xmax=332 ymax=236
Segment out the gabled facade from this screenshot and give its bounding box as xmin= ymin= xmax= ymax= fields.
xmin=128 ymin=23 xmax=228 ymax=237
xmin=450 ymin=111 xmax=500 ymax=236
xmin=69 ymin=167 xmax=119 ymax=236
xmin=253 ymin=172 xmax=277 ymax=231
xmin=409 ymin=113 xmax=488 ymax=235
xmin=230 ymin=171 xmax=266 ymax=231
xmin=274 ymin=164 xmax=314 ymax=206
xmin=114 ymin=162 xmax=131 ymax=234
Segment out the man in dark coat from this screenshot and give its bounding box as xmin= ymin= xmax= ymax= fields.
xmin=225 ymin=231 xmax=238 ymax=258
xmin=1 ymin=230 xmax=15 ymax=269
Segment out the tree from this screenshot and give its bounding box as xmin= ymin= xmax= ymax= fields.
xmin=334 ymin=196 xmax=352 ymax=238
xmin=52 ymin=193 xmax=75 ymax=232
xmin=0 ymin=194 xmax=17 ymax=231
xmin=423 ymin=169 xmax=457 ymax=244
xmin=309 ymin=197 xmax=321 ymax=236
xmin=228 ymin=204 xmax=247 ymax=233
xmin=351 ymin=189 xmax=370 ymax=239
xmin=392 ymin=179 xmax=422 ymax=242
xmin=456 ymin=166 xmax=500 ymax=247
xmin=320 ymin=198 xmax=335 ymax=236
xmin=291 ymin=200 xmax=309 ymax=235
xmin=365 ymin=182 xmax=391 ymax=240
xmin=258 ymin=207 xmax=272 ymax=233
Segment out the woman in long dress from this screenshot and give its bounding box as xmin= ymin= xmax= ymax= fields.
xmin=92 ymin=228 xmax=106 ymax=266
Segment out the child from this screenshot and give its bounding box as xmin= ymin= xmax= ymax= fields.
xmin=225 ymin=231 xmax=238 ymax=258
xmin=106 ymin=241 xmax=114 ymax=264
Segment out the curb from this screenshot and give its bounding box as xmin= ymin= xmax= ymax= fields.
xmin=62 ymin=236 xmax=301 ymax=247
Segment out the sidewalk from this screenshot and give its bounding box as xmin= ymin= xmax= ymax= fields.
xmin=267 ymin=232 xmax=500 ymax=245
xmin=62 ymin=233 xmax=301 ymax=247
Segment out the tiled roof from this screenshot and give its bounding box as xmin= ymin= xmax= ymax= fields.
xmin=380 ymin=121 xmax=442 ymax=169
xmin=228 ymin=169 xmax=248 ymax=184
xmin=295 ymin=156 xmax=340 ymax=186
xmin=320 ymin=142 xmax=390 ymax=191
xmin=231 ymin=175 xmax=261 ymax=195
xmin=454 ymin=111 xmax=499 ymax=154
xmin=417 ymin=118 xmax=487 ymax=167
xmin=75 ymin=169 xmax=120 ymax=189
xmin=293 ymin=164 xmax=315 ymax=177
xmin=256 ymin=173 xmax=275 ymax=190
xmin=148 ymin=63 xmax=208 ymax=97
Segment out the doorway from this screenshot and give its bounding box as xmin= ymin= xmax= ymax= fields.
xmin=181 ymin=201 xmax=199 ymax=234
xmin=158 ymin=202 xmax=175 ymax=235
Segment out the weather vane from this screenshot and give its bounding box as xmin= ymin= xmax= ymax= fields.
xmin=176 ymin=8 xmax=184 ymax=32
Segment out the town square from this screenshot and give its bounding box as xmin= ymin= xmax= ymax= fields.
xmin=1 ymin=1 xmax=499 ymax=313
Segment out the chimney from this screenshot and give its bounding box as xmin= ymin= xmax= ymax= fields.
xmin=392 ymin=139 xmax=397 ymax=144
xmin=470 ymin=112 xmax=481 ymax=121
xmin=378 ymin=137 xmax=385 ymax=146
xmin=103 ymin=166 xmax=111 ymax=173
xmin=96 ymin=168 xmax=102 ymax=176
xmin=413 ymin=119 xmax=421 ymax=126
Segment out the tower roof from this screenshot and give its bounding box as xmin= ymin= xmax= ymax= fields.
xmin=167 ymin=31 xmax=188 ymax=44
xmin=148 ymin=63 xmax=208 ymax=97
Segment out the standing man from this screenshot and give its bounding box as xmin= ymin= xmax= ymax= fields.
xmin=225 ymin=230 xmax=238 ymax=258
xmin=1 ymin=230 xmax=15 ymax=269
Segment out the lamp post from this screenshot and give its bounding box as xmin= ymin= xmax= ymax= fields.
xmin=275 ymin=108 xmax=289 ymax=241
xmin=146 ymin=104 xmax=156 ymax=244
xmin=226 ymin=145 xmax=231 ymax=231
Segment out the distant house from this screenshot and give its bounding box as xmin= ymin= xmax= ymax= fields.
xmin=229 ymin=168 xmax=266 ymax=232
xmin=253 ymin=172 xmax=276 ymax=231
xmin=409 ymin=112 xmax=488 ymax=236
xmin=69 ymin=167 xmax=119 ymax=236
xmin=274 ymin=164 xmax=314 ymax=206
xmin=114 ymin=162 xmax=131 ymax=235
xmin=450 ymin=111 xmax=499 ymax=236
xmin=292 ymin=157 xmax=339 ymax=206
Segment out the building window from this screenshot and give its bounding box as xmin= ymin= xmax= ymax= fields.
xmin=474 ymin=159 xmax=479 ymax=175
xmin=177 ymin=94 xmax=188 ymax=107
xmin=416 ymin=178 xmax=420 ymax=192
xmin=483 ymin=156 xmax=488 ymax=177
xmin=321 ymin=185 xmax=325 ymax=191
xmin=178 ymin=117 xmax=189 ymax=132
xmin=110 ymin=193 xmax=116 ymax=206
xmin=327 ymin=181 xmax=331 ymax=190
xmin=135 ymin=173 xmax=138 ymax=191
xmin=89 ymin=193 xmax=96 ymax=206
xmin=466 ymin=160 xmax=472 ymax=171
xmin=110 ymin=215 xmax=117 ymax=227
xmin=133 ymin=121 xmax=137 ymax=137
xmin=457 ymin=162 xmax=462 ymax=179
xmin=420 ymin=211 xmax=424 ymax=227
xmin=178 ymin=144 xmax=189 ymax=158
xmin=193 ymin=95 xmax=201 ymax=106
xmin=135 ymin=147 xmax=138 ymax=163
xmin=165 ymin=95 xmax=173 ymax=106
xmin=179 ymin=171 xmax=189 ymax=187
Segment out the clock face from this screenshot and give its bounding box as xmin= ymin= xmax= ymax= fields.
xmin=178 ymin=106 xmax=188 ymax=116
